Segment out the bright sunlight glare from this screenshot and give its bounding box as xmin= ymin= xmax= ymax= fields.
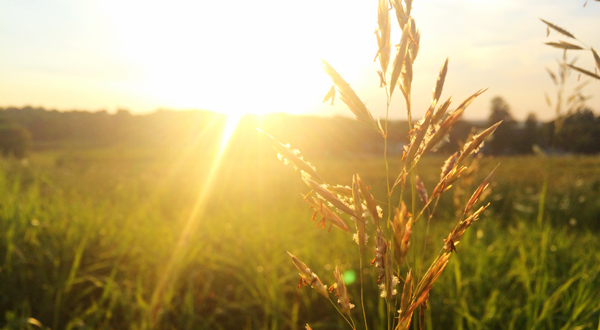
xmin=96 ymin=0 xmax=373 ymax=117
xmin=150 ymin=113 xmax=240 ymax=319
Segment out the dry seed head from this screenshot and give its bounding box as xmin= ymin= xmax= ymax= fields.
xmin=401 ymin=50 xmax=414 ymax=100
xmin=415 ymin=175 xmax=428 ymax=204
xmin=405 ymin=0 xmax=413 ymax=16
xmin=422 ymin=88 xmax=486 ymax=154
xmin=399 ymin=269 xmax=412 ymax=317
xmin=328 ymin=185 xmax=353 ymax=198
xmin=540 ymin=19 xmax=576 ymax=39
xmin=464 ymin=165 xmax=498 ymax=215
xmin=390 ymin=20 xmax=411 ymax=97
xmin=404 ymin=103 xmax=434 ymax=166
xmin=373 ymin=229 xmax=396 ymax=300
xmin=432 ymin=96 xmax=452 ymax=124
xmin=457 ymin=121 xmax=502 ymax=164
xmin=357 ymin=174 xmax=380 ymax=226
xmin=303 ymin=175 xmax=355 ymax=217
xmin=258 ymin=129 xmax=323 ymax=183
xmin=408 ymin=17 xmax=420 ymax=62
xmin=391 ymin=0 xmax=408 ymax=29
xmin=440 ymin=152 xmax=458 ymax=180
xmin=287 ymin=252 xmax=329 ymax=298
xmin=376 ymin=0 xmax=391 ymax=74
xmin=352 ymin=174 xmax=364 ymax=221
xmin=397 ymin=269 xmax=413 ymax=330
xmin=432 ymin=165 xmax=466 ymax=199
xmin=322 ymin=85 xmax=336 ymax=105
xmin=432 ymin=58 xmax=449 ymax=105
xmin=322 ymin=60 xmax=380 ymax=133
xmin=445 ymin=203 xmax=489 ymax=252
xmin=392 ymin=203 xmax=412 ymax=268
xmin=304 ymin=195 xmax=350 ymax=233
xmin=592 ymin=48 xmax=600 ymax=72
xmin=409 ymin=253 xmax=450 ymax=317
xmin=333 ymin=266 xmax=354 ymax=315
xmin=352 ymin=176 xmax=367 ymax=254
xmin=378 ymin=70 xmax=386 ymax=88
xmin=352 ymin=228 xmax=369 ymax=246
xmin=373 ymin=229 xmax=387 ymax=281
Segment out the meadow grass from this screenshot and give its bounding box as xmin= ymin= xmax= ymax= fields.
xmin=1 ymin=144 xmax=600 ymax=329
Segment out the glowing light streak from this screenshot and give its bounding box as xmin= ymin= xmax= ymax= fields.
xmin=148 ymin=114 xmax=241 ymax=325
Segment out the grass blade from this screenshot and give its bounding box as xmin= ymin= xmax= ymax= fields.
xmin=540 ymin=18 xmax=576 ymax=39
xmin=390 ymin=21 xmax=411 ymax=97
xmin=322 ymin=59 xmax=380 ymax=132
xmin=567 ymin=64 xmax=600 ymax=80
xmin=545 ymin=41 xmax=584 ymax=50
xmin=592 ymin=48 xmax=600 ymax=72
xmin=432 ymin=58 xmax=449 ymax=105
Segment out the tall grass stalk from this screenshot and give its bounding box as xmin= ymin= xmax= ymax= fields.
xmin=261 ymin=0 xmax=501 ymax=329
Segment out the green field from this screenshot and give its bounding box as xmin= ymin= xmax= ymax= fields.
xmin=1 ymin=141 xmax=600 ymax=329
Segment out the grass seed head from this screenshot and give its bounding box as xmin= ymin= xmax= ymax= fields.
xmin=397 ymin=269 xmax=413 ymax=330
xmin=351 ymin=175 xmax=367 ymax=254
xmin=392 ymin=203 xmax=412 ymax=268
xmin=322 ymin=60 xmax=380 ymax=133
xmin=432 ymin=96 xmax=452 ymax=124
xmin=445 ymin=203 xmax=489 ymax=252
xmin=464 ymin=165 xmax=498 ymax=215
xmin=404 ymin=103 xmax=434 ymax=167
xmin=259 ymin=130 xmax=323 ymax=183
xmin=287 ymin=252 xmax=329 ymax=298
xmin=457 ymin=121 xmax=502 ymax=164
xmin=440 ymin=152 xmax=458 ymax=180
xmin=391 ymin=0 xmax=408 ymax=29
xmin=390 ymin=20 xmax=411 ymax=97
xmin=304 ymin=195 xmax=350 ymax=232
xmin=333 ymin=266 xmax=354 ymax=315
xmin=357 ymin=174 xmax=380 ymax=226
xmin=432 ymin=58 xmax=449 ymax=105
xmin=422 ymin=88 xmax=486 ymax=155
xmin=322 ymin=85 xmax=336 ymax=105
xmin=410 ymin=253 xmax=450 ymax=315
xmin=303 ymin=176 xmax=355 ymax=217
xmin=408 ymin=17 xmax=420 ymax=62
xmin=415 ymin=175 xmax=428 ymax=204
xmin=376 ymin=0 xmax=391 ymax=74
xmin=374 ymin=229 xmax=396 ymax=300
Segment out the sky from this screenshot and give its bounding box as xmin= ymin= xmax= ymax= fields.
xmin=0 ymin=0 xmax=598 ymax=121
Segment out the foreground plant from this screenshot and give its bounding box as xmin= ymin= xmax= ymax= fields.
xmin=261 ymin=1 xmax=500 ymax=329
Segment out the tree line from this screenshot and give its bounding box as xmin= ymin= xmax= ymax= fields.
xmin=0 ymin=100 xmax=598 ymax=159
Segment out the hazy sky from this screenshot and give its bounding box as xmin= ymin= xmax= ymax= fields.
xmin=1 ymin=0 xmax=598 ymax=121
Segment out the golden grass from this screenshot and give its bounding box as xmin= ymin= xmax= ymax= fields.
xmin=259 ymin=0 xmax=504 ymax=329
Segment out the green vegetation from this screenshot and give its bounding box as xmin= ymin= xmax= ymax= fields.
xmin=0 ymin=140 xmax=599 ymax=329
xmin=1 ymin=2 xmax=599 ymax=329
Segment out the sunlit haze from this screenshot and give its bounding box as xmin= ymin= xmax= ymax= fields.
xmin=1 ymin=0 xmax=599 ymax=121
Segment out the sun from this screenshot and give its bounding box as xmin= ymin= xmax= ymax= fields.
xmin=97 ymin=0 xmax=374 ymax=118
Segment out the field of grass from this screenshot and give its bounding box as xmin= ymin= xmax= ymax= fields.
xmin=1 ymin=139 xmax=600 ymax=329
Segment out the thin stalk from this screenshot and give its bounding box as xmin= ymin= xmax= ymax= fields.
xmin=387 ymin=299 xmax=392 ymax=330
xmin=537 ymin=176 xmax=548 ymax=228
xmin=385 ymin=86 xmax=392 ymax=228
xmin=359 ymin=254 xmax=369 ymax=330
xmin=418 ymin=197 xmax=440 ymax=280
xmin=328 ymin=298 xmax=356 ymax=330
xmin=410 ymin=168 xmax=418 ymax=276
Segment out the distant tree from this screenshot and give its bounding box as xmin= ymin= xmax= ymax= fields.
xmin=0 ymin=122 xmax=32 ymax=158
xmin=553 ymin=108 xmax=600 ymax=154
xmin=487 ymin=96 xmax=516 ymax=155
xmin=518 ymin=112 xmax=539 ymax=154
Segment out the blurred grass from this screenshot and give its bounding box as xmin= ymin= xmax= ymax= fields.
xmin=1 ymin=138 xmax=600 ymax=329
